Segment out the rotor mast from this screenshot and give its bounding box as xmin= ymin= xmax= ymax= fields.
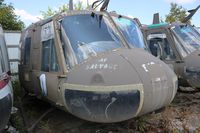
xmin=69 ymin=0 xmax=73 ymax=10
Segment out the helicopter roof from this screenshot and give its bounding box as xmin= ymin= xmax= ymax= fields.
xmin=147 ymin=23 xmax=168 ymax=29
xmin=25 ymin=9 xmax=119 ymax=30
xmin=141 ymin=22 xmax=188 ymax=30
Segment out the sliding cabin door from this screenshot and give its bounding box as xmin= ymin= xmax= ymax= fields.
xmin=19 ymin=30 xmax=34 ymax=93
xmin=31 ymin=22 xmax=60 ymax=103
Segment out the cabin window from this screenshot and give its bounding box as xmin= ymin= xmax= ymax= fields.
xmin=41 ymin=39 xmax=59 ymax=72
xmin=24 ymin=37 xmax=31 ymax=65
xmin=112 ymin=17 xmax=147 ymax=49
xmin=147 ymin=34 xmax=176 ymax=60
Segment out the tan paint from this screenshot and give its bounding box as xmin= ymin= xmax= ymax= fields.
xmin=53 ymin=20 xmax=68 ymax=74
xmin=19 ymin=10 xmax=178 ymax=123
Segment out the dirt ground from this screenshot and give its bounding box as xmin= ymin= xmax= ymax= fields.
xmin=5 ymin=86 xmax=200 ymax=133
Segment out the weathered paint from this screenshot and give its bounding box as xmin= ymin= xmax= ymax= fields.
xmin=4 ymin=31 xmax=21 ymax=76
xmin=142 ymin=22 xmax=200 ymax=88
xmin=19 ymin=10 xmax=177 ymax=123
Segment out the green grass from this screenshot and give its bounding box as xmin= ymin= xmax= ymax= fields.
xmin=10 ymin=80 xmax=27 ymax=133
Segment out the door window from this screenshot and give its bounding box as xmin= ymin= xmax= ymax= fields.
xmin=24 ymin=37 xmax=31 ymax=65
xmin=41 ymin=39 xmax=59 ymax=72
xmin=147 ymin=33 xmax=176 ymax=60
xmin=112 ymin=17 xmax=147 ymax=49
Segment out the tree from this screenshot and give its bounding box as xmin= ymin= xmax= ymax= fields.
xmin=40 ymin=7 xmax=57 ymax=19
xmin=0 ymin=0 xmax=25 ymax=30
xmin=165 ymin=3 xmax=189 ymax=23
xmin=41 ymin=1 xmax=88 ymax=19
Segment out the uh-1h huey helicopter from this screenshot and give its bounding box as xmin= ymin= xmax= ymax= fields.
xmin=140 ymin=5 xmax=200 ymax=89
xmin=0 ymin=26 xmax=13 ymax=132
xmin=19 ymin=0 xmax=177 ymax=123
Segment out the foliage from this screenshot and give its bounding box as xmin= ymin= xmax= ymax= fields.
xmin=0 ymin=0 xmax=25 ymax=30
xmin=74 ymin=1 xmax=85 ymax=10
xmin=40 ymin=7 xmax=57 ymax=19
xmin=12 ymin=80 xmax=21 ymax=100
xmin=41 ymin=1 xmax=88 ymax=19
xmin=165 ymin=3 xmax=189 ymax=23
xmin=39 ymin=120 xmax=52 ymax=133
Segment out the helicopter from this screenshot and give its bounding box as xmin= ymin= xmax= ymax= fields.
xmin=19 ymin=0 xmax=177 ymax=123
xmin=0 ymin=26 xmax=13 ymax=132
xmin=140 ymin=5 xmax=200 ymax=89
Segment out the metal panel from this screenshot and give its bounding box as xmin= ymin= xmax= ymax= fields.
xmin=4 ymin=32 xmax=21 ymax=45
xmin=4 ymin=31 xmax=21 ymax=76
xmin=9 ymin=62 xmax=19 ymax=74
xmin=7 ymin=48 xmax=20 ymax=60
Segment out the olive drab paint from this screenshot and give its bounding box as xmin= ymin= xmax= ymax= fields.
xmin=141 ymin=22 xmax=200 ymax=89
xmin=139 ymin=7 xmax=200 ymax=89
xmin=19 ymin=6 xmax=177 ymax=122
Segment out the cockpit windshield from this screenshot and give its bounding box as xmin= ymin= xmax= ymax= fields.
xmin=196 ymin=27 xmax=200 ymax=33
xmin=171 ymin=25 xmax=200 ymax=55
xmin=60 ymin=14 xmax=123 ymax=65
xmin=112 ymin=17 xmax=147 ymax=49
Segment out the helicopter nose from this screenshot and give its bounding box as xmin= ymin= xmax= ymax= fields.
xmin=63 ymin=49 xmax=145 ymax=123
xmin=185 ymin=50 xmax=200 ymax=88
xmin=185 ymin=67 xmax=200 ymax=88
xmin=62 ymin=48 xmax=177 ymax=122
xmin=117 ymin=49 xmax=178 ymax=115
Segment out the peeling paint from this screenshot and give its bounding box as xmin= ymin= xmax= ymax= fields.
xmin=98 ymin=58 xmax=108 ymax=63
xmin=141 ymin=62 xmax=156 ymax=72
xmin=86 ymin=63 xmax=118 ymax=70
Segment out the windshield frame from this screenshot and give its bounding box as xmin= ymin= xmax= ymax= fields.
xmin=57 ymin=11 xmax=128 ymax=67
xmin=171 ymin=24 xmax=200 ymax=55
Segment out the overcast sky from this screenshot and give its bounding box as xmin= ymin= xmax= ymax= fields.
xmin=4 ymin=0 xmax=200 ymax=27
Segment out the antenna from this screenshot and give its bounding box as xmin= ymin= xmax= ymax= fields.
xmin=182 ymin=5 xmax=200 ymax=23
xmin=153 ymin=13 xmax=160 ymax=24
xmin=100 ymin=0 xmax=110 ymax=11
xmin=134 ymin=18 xmax=142 ymax=27
xmin=91 ymin=0 xmax=110 ymax=11
xmin=69 ymin=0 xmax=73 ymax=10
xmin=87 ymin=0 xmax=89 ymax=7
xmin=92 ymin=0 xmax=100 ymax=9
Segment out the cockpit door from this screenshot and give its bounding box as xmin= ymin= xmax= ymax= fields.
xmin=19 ymin=29 xmax=34 ymax=93
xmin=146 ymin=30 xmax=183 ymax=74
xmin=36 ymin=21 xmax=61 ymax=103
